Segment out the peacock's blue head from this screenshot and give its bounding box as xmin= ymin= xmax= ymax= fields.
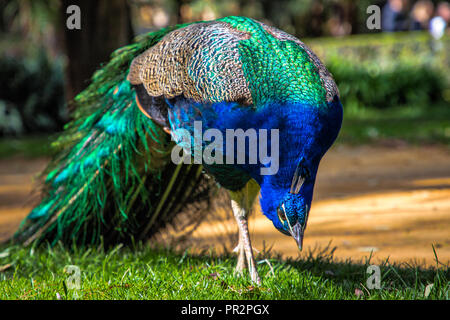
xmin=274 ymin=191 xmax=311 ymax=250
xmin=260 ymin=157 xmax=316 ymax=251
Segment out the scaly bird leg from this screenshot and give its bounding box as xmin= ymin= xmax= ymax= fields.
xmin=231 ymin=199 xmax=261 ymax=285
xmin=233 ymin=222 xmax=246 ymax=275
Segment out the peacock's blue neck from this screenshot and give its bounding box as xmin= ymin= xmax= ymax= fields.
xmin=244 ymin=97 xmax=343 ymax=185
xmin=252 ymin=96 xmax=343 ymax=221
xmin=166 ymin=95 xmax=342 ymax=198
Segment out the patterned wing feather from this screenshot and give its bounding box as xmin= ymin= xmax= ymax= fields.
xmin=128 ymin=21 xmax=253 ymax=105
xmin=128 ymin=17 xmax=339 ymax=110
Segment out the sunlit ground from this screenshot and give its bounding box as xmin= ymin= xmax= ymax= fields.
xmin=1 ymin=145 xmax=448 ymax=267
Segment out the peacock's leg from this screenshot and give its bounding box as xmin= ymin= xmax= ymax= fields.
xmin=231 ymin=200 xmax=261 ymax=284
xmin=229 ymin=179 xmax=261 ymax=285
xmin=233 ymin=226 xmax=246 ymax=275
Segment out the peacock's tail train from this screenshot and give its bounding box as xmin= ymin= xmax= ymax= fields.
xmin=11 ymin=24 xmax=217 ymax=247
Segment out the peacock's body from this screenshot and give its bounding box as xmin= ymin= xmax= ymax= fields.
xmin=12 ymin=17 xmax=342 ymax=284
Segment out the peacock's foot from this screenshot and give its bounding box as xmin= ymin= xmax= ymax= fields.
xmin=232 ymin=242 xmax=261 ymax=285
xmin=246 ymin=251 xmax=261 ymax=285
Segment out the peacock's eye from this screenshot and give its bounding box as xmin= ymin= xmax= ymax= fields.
xmin=277 ymin=205 xmax=287 ymax=223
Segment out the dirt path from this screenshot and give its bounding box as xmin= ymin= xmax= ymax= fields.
xmin=0 ymin=145 xmax=449 ymax=266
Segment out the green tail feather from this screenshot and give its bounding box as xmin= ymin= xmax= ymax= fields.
xmin=12 ymin=23 xmax=216 ymax=246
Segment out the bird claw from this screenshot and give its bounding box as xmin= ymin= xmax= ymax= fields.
xmin=233 ymin=242 xmax=261 ymax=285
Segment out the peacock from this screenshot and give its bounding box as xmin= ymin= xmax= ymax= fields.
xmin=11 ymin=16 xmax=343 ymax=284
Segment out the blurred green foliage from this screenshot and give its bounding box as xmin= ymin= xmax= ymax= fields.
xmin=1 ymin=0 xmax=60 ymax=44
xmin=0 ymin=0 xmax=65 ymax=136
xmin=308 ymin=31 xmax=450 ymax=71
xmin=307 ymin=32 xmax=450 ymax=109
xmin=329 ymin=61 xmax=447 ymax=109
xmin=338 ymin=103 xmax=450 ymax=146
xmin=0 ymin=50 xmax=67 ymax=135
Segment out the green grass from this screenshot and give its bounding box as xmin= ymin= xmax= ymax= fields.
xmin=338 ymin=103 xmax=450 ymax=146
xmin=0 ymin=243 xmax=447 ymax=300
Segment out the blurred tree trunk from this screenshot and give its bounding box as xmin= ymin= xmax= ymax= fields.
xmin=59 ymin=0 xmax=134 ymax=103
xmin=173 ymin=0 xmax=183 ymax=24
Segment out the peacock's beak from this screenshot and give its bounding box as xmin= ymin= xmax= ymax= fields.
xmin=291 ymin=222 xmax=304 ymax=251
